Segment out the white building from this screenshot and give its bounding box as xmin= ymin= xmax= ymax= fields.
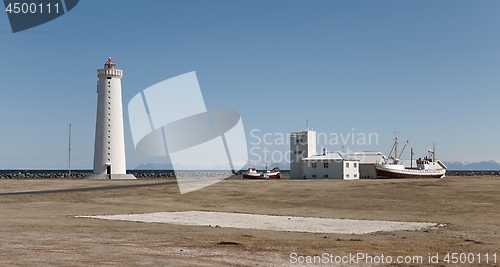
xmin=290 ymin=130 xmax=384 ymax=179
xmin=302 ymin=149 xmax=360 ymax=180
xmin=342 ymin=152 xmax=385 ymax=178
xmin=87 ymin=58 xmax=136 ymax=179
xmin=290 ymin=130 xmax=317 ymax=179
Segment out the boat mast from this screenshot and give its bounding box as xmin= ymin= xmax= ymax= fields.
xmin=394 ymin=136 xmax=398 ymax=163
xmin=399 ymin=140 xmax=409 ymax=160
xmin=410 ymin=147 xmax=413 ymax=168
xmin=68 ymin=123 xmax=72 ymax=174
xmin=432 ymin=143 xmax=436 ymax=162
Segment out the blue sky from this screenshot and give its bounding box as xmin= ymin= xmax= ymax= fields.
xmin=1 ymin=0 xmax=499 ymax=169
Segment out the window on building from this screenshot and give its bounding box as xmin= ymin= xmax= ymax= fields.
xmin=296 ymin=139 xmax=299 ymax=143
xmin=312 ymin=163 xmax=317 ymax=168
xmin=346 ymin=162 xmax=349 ymax=168
xmin=354 ymin=163 xmax=357 ymax=168
xmin=324 ymin=174 xmax=328 ymax=178
xmin=354 ymin=174 xmax=357 ymax=178
xmin=312 ymin=174 xmax=316 ymax=178
xmin=324 ymin=162 xmax=329 ymax=168
xmin=346 ymin=174 xmax=350 ymax=178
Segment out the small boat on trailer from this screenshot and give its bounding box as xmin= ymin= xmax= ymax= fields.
xmin=243 ymin=164 xmax=280 ymax=179
xmin=376 ymin=136 xmax=446 ymax=179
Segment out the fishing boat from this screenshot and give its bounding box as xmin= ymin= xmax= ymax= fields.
xmin=243 ymin=163 xmax=280 ymax=179
xmin=376 ymin=136 xmax=446 ymax=179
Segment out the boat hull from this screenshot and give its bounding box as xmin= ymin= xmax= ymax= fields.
xmin=243 ymin=172 xmax=280 ymax=179
xmin=376 ymin=166 xmax=445 ymax=179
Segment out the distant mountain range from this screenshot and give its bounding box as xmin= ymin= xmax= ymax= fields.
xmin=442 ymin=160 xmax=500 ymax=171
xmin=134 ymin=160 xmax=500 ymax=171
xmin=134 ymin=163 xmax=174 ymax=170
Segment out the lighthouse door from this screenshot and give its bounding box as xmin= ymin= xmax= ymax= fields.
xmin=106 ymin=165 xmax=111 ymax=176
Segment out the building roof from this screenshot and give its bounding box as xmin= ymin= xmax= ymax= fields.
xmin=290 ymin=130 xmax=315 ymax=136
xmin=343 ymin=152 xmax=385 ymax=164
xmin=303 ymin=151 xmax=359 ymax=161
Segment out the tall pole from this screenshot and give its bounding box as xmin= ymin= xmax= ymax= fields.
xmin=68 ymin=123 xmax=72 ymax=174
xmin=410 ymin=147 xmax=413 ymax=168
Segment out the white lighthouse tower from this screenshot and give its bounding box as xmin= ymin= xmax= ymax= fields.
xmin=87 ymin=58 xmax=136 ymax=179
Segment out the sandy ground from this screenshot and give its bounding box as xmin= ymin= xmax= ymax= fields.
xmin=0 ymin=176 xmax=499 ymax=266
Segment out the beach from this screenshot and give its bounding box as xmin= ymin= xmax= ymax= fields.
xmin=0 ymin=176 xmax=498 ymax=266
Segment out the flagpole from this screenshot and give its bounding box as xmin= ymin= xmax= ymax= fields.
xmin=68 ymin=123 xmax=71 ymax=174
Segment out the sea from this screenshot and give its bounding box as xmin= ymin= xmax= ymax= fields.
xmin=0 ymin=170 xmax=497 ymax=176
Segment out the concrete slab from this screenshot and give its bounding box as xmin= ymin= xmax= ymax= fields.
xmin=78 ymin=211 xmax=436 ymax=234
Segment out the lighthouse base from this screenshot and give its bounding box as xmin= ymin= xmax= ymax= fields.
xmin=84 ymin=174 xmax=137 ymax=180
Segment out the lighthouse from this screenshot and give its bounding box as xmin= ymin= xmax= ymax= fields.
xmin=87 ymin=58 xmax=136 ymax=179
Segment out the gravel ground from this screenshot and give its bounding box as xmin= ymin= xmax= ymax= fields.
xmin=0 ymin=176 xmax=499 ymax=266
